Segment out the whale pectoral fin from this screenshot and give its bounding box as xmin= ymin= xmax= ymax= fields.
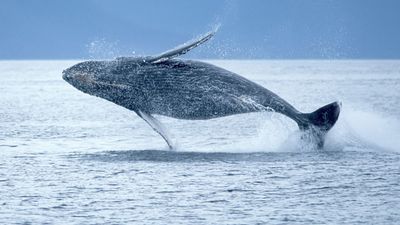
xmin=136 ymin=110 xmax=174 ymax=150
xmin=149 ymin=28 xmax=217 ymax=64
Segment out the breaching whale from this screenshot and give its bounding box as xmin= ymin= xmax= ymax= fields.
xmin=63 ymin=30 xmax=340 ymax=149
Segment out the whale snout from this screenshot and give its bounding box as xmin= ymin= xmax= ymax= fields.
xmin=63 ymin=61 xmax=106 ymax=84
xmin=62 ymin=68 xmax=93 ymax=86
xmin=62 ymin=68 xmax=80 ymax=86
xmin=62 ymin=62 xmax=93 ymax=85
xmin=62 ymin=65 xmax=82 ymax=82
xmin=62 ymin=68 xmax=71 ymax=82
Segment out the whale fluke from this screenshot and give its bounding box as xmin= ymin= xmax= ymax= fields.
xmin=297 ymin=101 xmax=341 ymax=147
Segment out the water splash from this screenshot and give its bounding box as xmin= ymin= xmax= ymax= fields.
xmin=329 ymin=108 xmax=400 ymax=152
xmin=86 ymin=38 xmax=121 ymax=60
xmin=172 ymin=105 xmax=400 ymax=154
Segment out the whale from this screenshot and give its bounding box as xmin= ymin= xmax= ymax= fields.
xmin=63 ymin=30 xmax=340 ymax=149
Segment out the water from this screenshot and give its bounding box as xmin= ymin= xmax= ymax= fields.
xmin=0 ymin=60 xmax=399 ymax=224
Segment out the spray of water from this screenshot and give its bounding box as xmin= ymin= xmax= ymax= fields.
xmin=86 ymin=38 xmax=121 ymax=60
xmin=173 ymin=105 xmax=400 ymax=153
xmin=328 ymin=107 xmax=400 ymax=152
xmin=260 ymin=107 xmax=400 ymax=153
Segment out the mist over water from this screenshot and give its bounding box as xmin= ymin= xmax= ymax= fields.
xmin=0 ymin=60 xmax=399 ymax=224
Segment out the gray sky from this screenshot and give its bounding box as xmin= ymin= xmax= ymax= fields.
xmin=1 ymin=0 xmax=400 ymax=59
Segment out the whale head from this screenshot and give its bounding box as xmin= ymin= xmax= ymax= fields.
xmin=62 ymin=61 xmax=108 ymax=94
xmin=63 ymin=60 xmax=126 ymax=103
xmin=62 ymin=59 xmax=146 ymax=110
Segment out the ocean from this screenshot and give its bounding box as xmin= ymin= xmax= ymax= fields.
xmin=0 ymin=60 xmax=399 ymax=224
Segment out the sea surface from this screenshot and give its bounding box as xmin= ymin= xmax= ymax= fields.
xmin=0 ymin=60 xmax=399 ymax=224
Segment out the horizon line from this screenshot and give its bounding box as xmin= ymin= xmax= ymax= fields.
xmin=1 ymin=58 xmax=400 ymax=61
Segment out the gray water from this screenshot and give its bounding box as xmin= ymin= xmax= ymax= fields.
xmin=0 ymin=60 xmax=399 ymax=224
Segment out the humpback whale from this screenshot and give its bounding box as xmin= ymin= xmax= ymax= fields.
xmin=63 ymin=30 xmax=340 ymax=149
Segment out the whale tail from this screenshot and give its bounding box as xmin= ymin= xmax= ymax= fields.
xmin=297 ymin=101 xmax=341 ymax=148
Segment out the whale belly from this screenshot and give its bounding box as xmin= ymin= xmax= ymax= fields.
xmin=147 ymin=88 xmax=268 ymax=119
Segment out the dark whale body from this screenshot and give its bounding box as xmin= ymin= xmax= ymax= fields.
xmin=63 ymin=31 xmax=340 ymax=149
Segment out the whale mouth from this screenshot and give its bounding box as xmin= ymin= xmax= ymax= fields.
xmin=62 ymin=69 xmax=70 ymax=82
xmin=62 ymin=67 xmax=96 ymax=92
xmin=63 ymin=69 xmax=130 ymax=93
xmin=62 ymin=68 xmax=88 ymax=83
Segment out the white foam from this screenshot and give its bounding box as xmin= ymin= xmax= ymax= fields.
xmin=334 ymin=108 xmax=400 ymax=152
xmin=180 ymin=106 xmax=400 ymax=153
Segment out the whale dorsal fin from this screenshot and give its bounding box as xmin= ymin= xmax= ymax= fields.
xmin=149 ymin=29 xmax=216 ymax=64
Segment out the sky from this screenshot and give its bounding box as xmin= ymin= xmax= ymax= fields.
xmin=1 ymin=0 xmax=400 ymax=59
